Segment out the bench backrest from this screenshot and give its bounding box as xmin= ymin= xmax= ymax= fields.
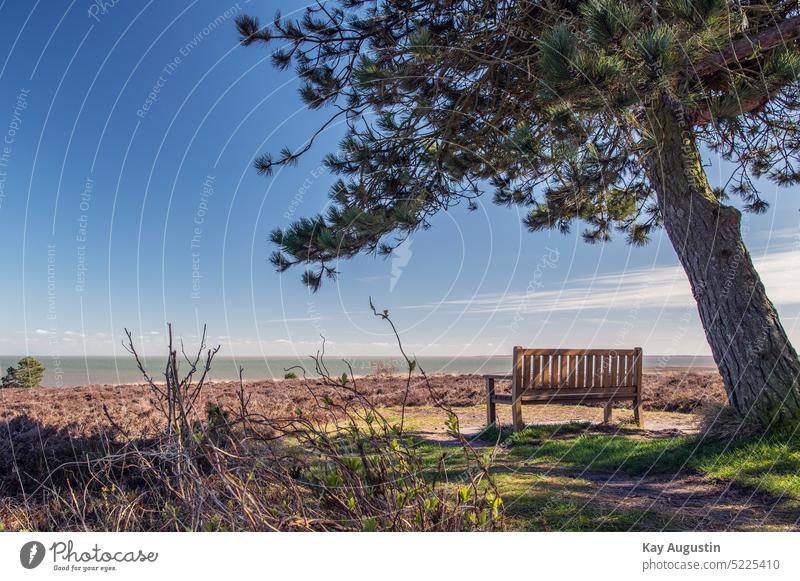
xmin=512 ymin=347 xmax=642 ymax=393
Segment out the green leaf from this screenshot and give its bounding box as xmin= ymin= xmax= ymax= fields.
xmin=633 ymin=24 xmax=675 ymax=72
xmin=362 ymin=517 xmax=378 ymax=532
xmin=579 ymin=0 xmax=640 ymax=45
xmin=409 ymin=27 xmax=436 ymax=58
xmin=539 ymin=24 xmax=577 ymax=83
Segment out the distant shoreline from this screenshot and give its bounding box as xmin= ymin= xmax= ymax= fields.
xmin=0 ymin=354 xmax=718 ymax=388
xmin=28 ymin=365 xmax=718 ymax=389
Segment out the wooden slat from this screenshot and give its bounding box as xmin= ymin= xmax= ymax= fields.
xmin=483 ymin=373 xmax=512 ymax=380
xmin=520 ymin=390 xmax=637 ymax=403
xmin=522 ymin=396 xmax=635 ymax=404
xmin=564 ymin=355 xmax=571 ymax=388
xmin=531 ymin=354 xmax=540 ymax=389
xmin=586 ymin=355 xmax=593 ymax=388
xmin=610 ymin=353 xmax=619 ymax=387
xmin=494 ymin=390 xmax=637 ymax=404
xmin=620 ymin=354 xmax=627 ymax=385
xmin=523 ymin=354 xmax=531 ymax=390
xmin=542 ymin=355 xmax=552 ymax=388
xmin=552 ymin=355 xmax=559 ymax=389
xmin=592 ymin=355 xmax=603 ymax=388
xmin=623 ymin=353 xmax=633 ymax=386
xmin=593 ymin=355 xmax=603 ymax=387
xmin=575 ymin=353 xmax=586 ymax=389
xmin=519 ymin=385 xmax=636 ymax=396
xmin=558 ymin=355 xmax=564 ymax=387
xmin=554 ymin=355 xmax=561 ymax=389
xmin=560 ymin=355 xmax=569 ymax=388
xmin=603 ymin=354 xmax=612 ymax=388
xmin=519 ymin=348 xmax=637 ymax=357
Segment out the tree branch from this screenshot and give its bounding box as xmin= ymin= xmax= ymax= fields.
xmin=691 ymin=15 xmax=800 ymax=80
xmin=689 ymin=93 xmax=771 ymax=125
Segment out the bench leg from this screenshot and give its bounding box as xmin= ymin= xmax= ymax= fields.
xmin=633 ymin=398 xmax=644 ymax=428
xmin=511 ymin=397 xmax=524 ymax=432
xmin=486 ymin=377 xmax=496 ymax=426
xmin=603 ymin=402 xmax=612 ymax=424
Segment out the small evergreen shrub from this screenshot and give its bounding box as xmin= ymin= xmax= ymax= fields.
xmin=1 ymin=356 xmax=45 ymax=388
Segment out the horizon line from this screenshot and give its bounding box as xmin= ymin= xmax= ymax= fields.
xmin=0 ymin=353 xmax=716 ymax=359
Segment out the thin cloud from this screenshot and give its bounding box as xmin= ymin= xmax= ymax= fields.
xmin=401 ymin=248 xmax=799 ymax=315
xmin=262 ymin=316 xmax=332 ymax=323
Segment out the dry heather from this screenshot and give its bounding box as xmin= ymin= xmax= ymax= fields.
xmin=0 ymin=343 xmax=503 ymax=532
xmin=0 ymin=370 xmax=725 ymax=438
xmin=0 ymin=371 xmax=724 ymax=484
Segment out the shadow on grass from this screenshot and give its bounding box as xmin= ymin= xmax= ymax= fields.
xmin=492 ymin=424 xmax=800 ymax=504
xmin=455 ymin=421 xmax=800 ymax=530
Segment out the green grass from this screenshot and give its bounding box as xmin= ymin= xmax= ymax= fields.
xmin=494 ymin=471 xmax=679 ymax=531
xmin=693 ymin=440 xmax=800 ymax=502
xmin=503 ymin=425 xmax=800 ymax=501
xmin=507 ymin=433 xmax=711 ymax=474
xmin=411 ymin=426 xmax=693 ymax=530
xmin=479 ymin=421 xmax=593 ymax=444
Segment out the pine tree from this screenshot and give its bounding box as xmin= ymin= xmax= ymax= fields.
xmin=1 ymin=356 xmax=45 ymax=389
xmin=237 ymin=1 xmax=800 ymax=433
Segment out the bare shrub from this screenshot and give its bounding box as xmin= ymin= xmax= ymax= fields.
xmin=4 ymin=307 xmax=503 ymax=532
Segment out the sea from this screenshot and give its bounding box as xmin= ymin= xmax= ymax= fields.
xmin=0 ymin=354 xmax=717 ymax=387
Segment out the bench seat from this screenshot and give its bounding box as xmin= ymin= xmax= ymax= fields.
xmin=491 ymin=388 xmax=637 ymax=404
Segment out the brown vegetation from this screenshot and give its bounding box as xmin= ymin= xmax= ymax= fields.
xmin=0 ymin=372 xmax=720 ymax=501
xmin=0 ymin=370 xmax=725 ymax=494
xmin=0 ymin=323 xmax=505 ymax=532
xmin=0 ymin=371 xmax=725 ymax=441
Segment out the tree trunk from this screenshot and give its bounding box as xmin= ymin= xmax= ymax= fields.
xmin=645 ymin=96 xmax=800 ymax=433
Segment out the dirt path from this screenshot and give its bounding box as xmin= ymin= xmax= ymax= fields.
xmin=541 ymin=466 xmax=799 ymax=531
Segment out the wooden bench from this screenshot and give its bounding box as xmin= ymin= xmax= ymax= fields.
xmin=485 ymin=347 xmax=644 ymax=431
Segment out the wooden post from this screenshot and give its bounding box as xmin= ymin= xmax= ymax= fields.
xmin=633 ymin=347 xmax=644 ymax=427
xmin=486 ymin=376 xmax=496 ymax=426
xmin=511 ymin=346 xmax=525 ymax=432
xmin=603 ymin=401 xmax=612 ymax=424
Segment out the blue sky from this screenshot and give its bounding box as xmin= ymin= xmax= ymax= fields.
xmin=0 ymin=0 xmax=798 ymax=360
